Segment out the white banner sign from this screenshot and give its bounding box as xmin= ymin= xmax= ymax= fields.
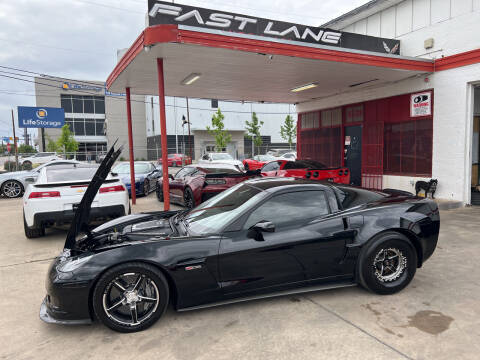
xmin=410 ymin=91 xmax=432 ymax=117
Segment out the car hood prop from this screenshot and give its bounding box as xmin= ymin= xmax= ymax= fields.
xmin=64 ymin=142 xmax=122 ymax=250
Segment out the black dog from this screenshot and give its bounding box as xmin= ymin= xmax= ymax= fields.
xmin=415 ymin=179 xmax=438 ymax=199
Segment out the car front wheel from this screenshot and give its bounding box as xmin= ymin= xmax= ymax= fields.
xmin=358 ymin=232 xmax=417 ymax=295
xmin=183 ymin=187 xmax=195 ymax=209
xmin=92 ymin=262 xmax=169 ymax=333
xmin=142 ymin=180 xmax=150 ymax=196
xmin=156 ymin=184 xmax=164 ymax=202
xmin=1 ymin=180 xmax=23 ymax=198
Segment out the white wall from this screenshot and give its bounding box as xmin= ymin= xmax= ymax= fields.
xmin=339 ymin=0 xmax=480 ymax=58
xmin=298 ymin=63 xmax=480 ymax=203
xmin=145 ymin=97 xmax=295 ymax=144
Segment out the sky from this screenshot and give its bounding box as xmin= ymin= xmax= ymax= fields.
xmin=0 ymin=0 xmax=368 ymax=141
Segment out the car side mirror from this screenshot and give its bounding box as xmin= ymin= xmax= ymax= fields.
xmin=248 ymin=221 xmax=275 ymax=241
xmin=169 ymin=174 xmax=175 ymax=180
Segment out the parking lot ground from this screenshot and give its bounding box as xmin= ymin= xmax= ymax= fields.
xmin=1 ymin=196 xmax=479 ymax=360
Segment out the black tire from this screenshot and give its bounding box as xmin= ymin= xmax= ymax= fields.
xmin=1 ymin=180 xmax=24 ymax=198
xmin=92 ymin=262 xmax=169 ymax=333
xmin=358 ymin=232 xmax=417 ymax=295
xmin=156 ymin=184 xmax=164 ymax=202
xmin=142 ymin=180 xmax=150 ymax=196
xmin=183 ymin=187 xmax=195 ymax=209
xmin=23 ymin=213 xmax=45 ymax=238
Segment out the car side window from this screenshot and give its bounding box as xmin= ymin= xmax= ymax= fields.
xmin=244 ymin=191 xmax=329 ymax=229
xmin=174 ymin=168 xmax=188 ymax=179
xmin=262 ymin=161 xmax=281 ymax=172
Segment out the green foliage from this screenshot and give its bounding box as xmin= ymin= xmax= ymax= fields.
xmin=3 ymin=161 xmax=31 ymax=172
xmin=119 ymin=157 xmax=126 ymax=162
xmin=17 ymin=144 xmax=36 ymax=154
xmin=0 ymin=144 xmax=11 ymax=155
xmin=245 ymin=112 xmax=264 ymax=154
xmin=280 ymin=115 xmax=297 ymax=149
xmin=45 ymin=135 xmax=59 ymax=152
xmin=206 ymin=108 xmax=231 ymax=152
xmin=56 ymin=125 xmax=78 ymax=155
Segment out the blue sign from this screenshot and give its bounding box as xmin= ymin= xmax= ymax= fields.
xmin=18 ymin=107 xmax=65 ymax=128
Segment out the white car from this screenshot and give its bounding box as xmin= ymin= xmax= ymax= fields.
xmin=20 ymin=152 xmax=61 ymax=166
xmin=199 ymin=152 xmax=244 ymax=170
xmin=23 ymin=163 xmax=130 ymax=238
xmin=278 ymin=151 xmax=297 ymax=161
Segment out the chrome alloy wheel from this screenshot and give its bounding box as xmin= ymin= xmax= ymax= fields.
xmin=102 ymin=272 xmax=160 ymax=327
xmin=373 ymin=248 xmax=406 ymax=282
xmin=2 ymin=180 xmax=22 ymax=198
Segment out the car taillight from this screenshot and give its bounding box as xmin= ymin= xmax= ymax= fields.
xmin=313 ymin=171 xmax=319 ymax=178
xmin=205 ymin=178 xmax=226 ymax=185
xmin=305 ymin=172 xmax=311 ymax=179
xmin=339 ymin=170 xmax=343 ymax=176
xmin=99 ymin=185 xmax=125 ymax=193
xmin=344 ymin=169 xmax=349 ymax=175
xmin=28 ymin=191 xmax=60 ymax=199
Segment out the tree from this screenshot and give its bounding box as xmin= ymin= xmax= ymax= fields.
xmin=245 ymin=112 xmax=264 ymax=156
xmin=56 ymin=124 xmax=78 ymax=156
xmin=280 ymin=115 xmax=297 ymax=149
xmin=206 ymin=108 xmax=231 ymax=152
xmin=17 ymin=144 xmax=36 ymax=154
xmin=45 ymin=135 xmax=59 ymax=152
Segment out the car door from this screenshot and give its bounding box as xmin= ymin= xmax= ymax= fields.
xmin=218 ymin=190 xmax=348 ymax=296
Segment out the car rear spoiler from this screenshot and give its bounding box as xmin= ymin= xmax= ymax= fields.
xmin=204 ymin=169 xmax=260 ymax=178
xmin=64 ymin=142 xmax=122 ymax=250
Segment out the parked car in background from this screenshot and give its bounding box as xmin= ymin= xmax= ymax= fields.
xmin=243 ymin=154 xmax=277 ymax=170
xmin=23 ymin=163 xmax=129 ymax=238
xmin=40 ymin=166 xmax=440 ymax=332
xmin=95 ymin=153 xmax=106 ymax=164
xmin=112 ymin=161 xmax=162 ymax=196
xmin=266 ymin=148 xmax=291 ymax=157
xmin=199 ymin=152 xmax=244 ymax=170
xmin=261 ymin=159 xmax=350 ymax=184
xmin=156 ymin=163 xmax=258 ymax=208
xmin=158 ymin=153 xmax=192 ymax=167
xmin=19 ymin=152 xmax=61 ymax=167
xmin=278 ymin=151 xmax=297 ymax=161
xmin=0 ymin=160 xmax=80 ymax=198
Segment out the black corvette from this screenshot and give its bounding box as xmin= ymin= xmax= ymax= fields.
xmin=40 ymin=145 xmax=440 ymax=333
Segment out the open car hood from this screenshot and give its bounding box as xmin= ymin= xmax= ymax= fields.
xmin=64 ymin=143 xmax=122 ymax=250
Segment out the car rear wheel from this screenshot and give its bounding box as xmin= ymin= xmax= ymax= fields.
xmin=183 ymin=187 xmax=195 ymax=209
xmin=92 ymin=262 xmax=169 ymax=333
xmin=23 ymin=213 xmax=45 ymax=238
xmin=1 ymin=180 xmax=23 ymax=198
xmin=358 ymin=232 xmax=417 ymax=295
xmin=142 ymin=180 xmax=150 ymax=196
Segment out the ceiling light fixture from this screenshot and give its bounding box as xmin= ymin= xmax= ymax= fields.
xmin=290 ymin=82 xmax=318 ymax=93
xmin=181 ymin=73 xmax=201 ymax=85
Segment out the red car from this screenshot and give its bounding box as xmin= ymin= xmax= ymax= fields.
xmin=261 ymin=159 xmax=350 ymax=184
xmin=156 ymin=164 xmax=258 ymax=208
xmin=158 ymin=153 xmax=192 ymax=167
xmin=242 ymin=154 xmax=277 ymax=170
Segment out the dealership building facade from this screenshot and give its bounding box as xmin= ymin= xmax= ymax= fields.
xmin=296 ymin=0 xmax=480 ymax=205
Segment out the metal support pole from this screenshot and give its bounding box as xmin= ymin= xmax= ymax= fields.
xmin=157 ymin=58 xmax=170 ymax=211
xmin=11 ymin=110 xmax=18 ymax=171
xmin=186 ymin=97 xmax=192 ymax=159
xmin=126 ymin=87 xmax=136 ymax=205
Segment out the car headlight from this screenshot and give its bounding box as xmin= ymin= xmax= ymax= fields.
xmin=56 ymin=255 xmax=92 ymax=273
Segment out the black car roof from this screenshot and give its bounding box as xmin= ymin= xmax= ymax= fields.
xmin=245 ymin=177 xmax=331 ymax=191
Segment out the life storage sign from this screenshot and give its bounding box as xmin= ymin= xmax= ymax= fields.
xmin=410 ymin=91 xmax=432 ymax=117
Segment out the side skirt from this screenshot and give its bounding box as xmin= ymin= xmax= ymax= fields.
xmin=178 ymin=281 xmax=356 ymax=312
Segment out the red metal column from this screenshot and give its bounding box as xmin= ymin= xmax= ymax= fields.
xmin=125 ymin=87 xmax=136 ymax=205
xmin=157 ymin=58 xmax=170 ymax=211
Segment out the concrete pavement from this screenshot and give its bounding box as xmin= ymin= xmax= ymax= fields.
xmin=0 ymin=194 xmax=479 ymax=360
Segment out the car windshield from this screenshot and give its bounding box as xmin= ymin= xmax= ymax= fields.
xmin=257 ymin=155 xmax=276 ymax=161
xmin=168 ymin=154 xmax=176 ymax=158
xmin=211 ymin=153 xmax=233 ymax=161
xmin=47 ymin=167 xmax=98 ymax=182
xmin=113 ymin=163 xmax=150 ymax=174
xmin=182 ymin=183 xmax=264 ymax=234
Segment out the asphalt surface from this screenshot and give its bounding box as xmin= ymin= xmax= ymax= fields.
xmin=1 ymin=192 xmax=480 ymax=359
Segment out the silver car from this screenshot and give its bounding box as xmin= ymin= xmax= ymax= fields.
xmin=0 ymin=160 xmax=80 ymax=198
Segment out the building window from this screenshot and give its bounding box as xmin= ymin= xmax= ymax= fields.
xmin=61 ymin=94 xmax=105 ymax=115
xmin=301 ymin=112 xmax=319 ymax=129
xmin=211 ymin=99 xmax=218 ymax=108
xmin=345 ymin=105 xmax=363 ymax=123
xmin=383 ymin=119 xmax=432 ymax=176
